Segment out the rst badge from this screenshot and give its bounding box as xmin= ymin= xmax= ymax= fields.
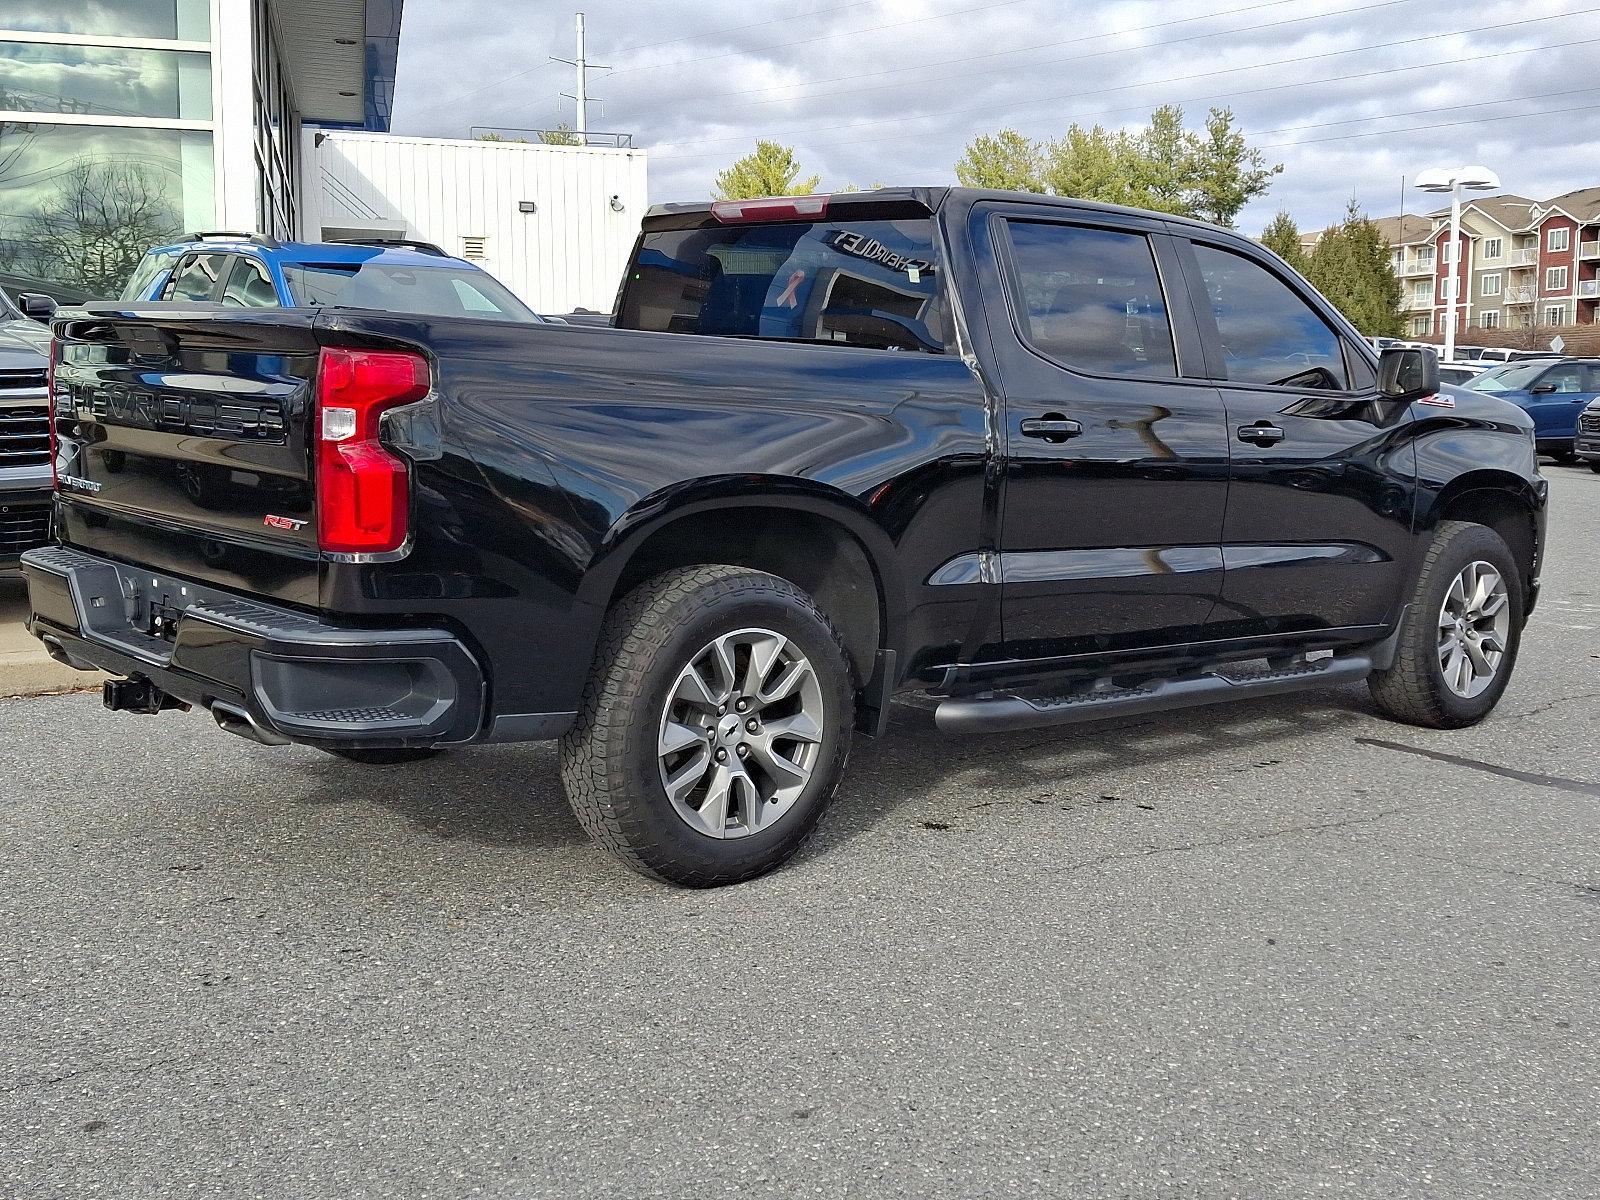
xmin=263 ymin=514 xmax=307 ymax=531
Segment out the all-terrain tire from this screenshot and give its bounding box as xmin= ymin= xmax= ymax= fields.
xmin=559 ymin=565 xmax=855 ymax=887
xmin=1368 ymin=520 xmax=1524 ymax=729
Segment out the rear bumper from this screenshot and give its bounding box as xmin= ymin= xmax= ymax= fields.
xmin=21 ymin=544 xmax=486 ymax=749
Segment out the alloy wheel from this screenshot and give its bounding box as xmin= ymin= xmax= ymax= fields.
xmin=1437 ymin=560 xmax=1510 ymax=699
xmin=657 ymin=628 xmax=826 ymax=839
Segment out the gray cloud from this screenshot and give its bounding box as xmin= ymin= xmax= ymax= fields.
xmin=392 ymin=0 xmax=1598 ymax=234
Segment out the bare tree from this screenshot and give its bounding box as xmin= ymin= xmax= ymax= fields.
xmin=20 ymin=158 xmax=183 ymax=295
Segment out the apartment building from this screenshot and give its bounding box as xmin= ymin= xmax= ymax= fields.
xmin=1300 ymin=188 xmax=1600 ymax=338
xmin=1423 ymin=188 xmax=1600 ymax=334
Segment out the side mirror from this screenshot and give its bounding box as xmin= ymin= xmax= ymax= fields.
xmin=1529 ymin=382 xmax=1557 ymax=395
xmin=1378 ymin=346 xmax=1439 ymax=401
xmin=16 ymin=292 xmax=57 ymax=322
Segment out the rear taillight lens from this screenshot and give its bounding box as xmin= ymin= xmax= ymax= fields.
xmin=314 ymin=347 xmax=430 ymax=556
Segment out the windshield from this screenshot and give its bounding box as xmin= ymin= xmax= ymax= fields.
xmin=119 ymin=249 xmax=177 ymax=302
xmin=618 ymin=218 xmax=948 ymax=353
xmin=281 ymin=261 xmax=539 ymax=322
xmin=1465 ymin=362 xmax=1549 ymax=394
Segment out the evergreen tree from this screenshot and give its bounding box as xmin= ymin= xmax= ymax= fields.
xmin=1189 ymin=108 xmax=1282 ymax=228
xmin=712 ymin=141 xmax=821 ymax=200
xmin=1260 ymin=211 xmax=1308 ymax=273
xmin=1304 ymin=200 xmax=1403 ymax=337
xmin=955 ymin=130 xmax=1044 ymax=192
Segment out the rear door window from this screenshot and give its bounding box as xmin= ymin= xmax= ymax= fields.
xmin=1002 ymin=221 xmax=1177 ymax=378
xmin=618 ymin=218 xmax=948 ymax=352
xmin=162 ymin=252 xmax=231 ymax=302
xmin=219 ymin=258 xmax=279 ymax=308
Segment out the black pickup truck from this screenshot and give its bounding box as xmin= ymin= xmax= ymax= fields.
xmin=25 ymin=188 xmax=1546 ymax=886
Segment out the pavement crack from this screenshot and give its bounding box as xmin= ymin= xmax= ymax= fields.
xmin=1057 ymin=807 xmax=1403 ymax=875
xmin=1355 ymin=737 xmax=1600 ymax=799
xmin=1509 ymin=690 xmax=1600 ymax=721
xmin=1387 ymin=848 xmax=1600 ymax=899
xmin=0 ymin=1055 xmax=180 ymax=1096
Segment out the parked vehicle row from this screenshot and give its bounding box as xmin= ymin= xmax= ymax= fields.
xmin=120 ymin=232 xmax=546 ymax=323
xmin=1460 ymin=357 xmax=1600 ymax=463
xmin=0 ymin=287 xmax=52 ymax=568
xmin=24 ymin=187 xmax=1546 ymax=886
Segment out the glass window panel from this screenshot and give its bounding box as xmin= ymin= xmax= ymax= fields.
xmin=0 ymin=41 xmax=211 ymax=120
xmin=1005 ymin=221 xmax=1177 ymax=378
xmin=0 ymin=1 xmax=209 ymax=41
xmin=0 ymin=122 xmax=213 ymax=299
xmin=1193 ymin=243 xmax=1347 ymax=390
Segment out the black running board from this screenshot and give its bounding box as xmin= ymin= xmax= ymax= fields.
xmin=934 ymin=655 xmax=1373 ymax=735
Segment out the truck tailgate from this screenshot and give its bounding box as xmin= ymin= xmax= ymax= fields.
xmin=53 ymin=306 xmax=322 ymax=608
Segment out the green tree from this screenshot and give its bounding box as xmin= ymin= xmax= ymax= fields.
xmin=1041 ymin=125 xmax=1145 ymax=209
xmin=1132 ymin=104 xmax=1193 ymax=215
xmin=538 ymin=124 xmax=582 ymax=146
xmin=1259 ymin=210 xmax=1308 ymax=273
xmin=1304 ymin=200 xmax=1403 ymax=337
xmin=712 ymin=140 xmax=820 ymax=200
xmin=966 ymin=105 xmax=1281 ymax=224
xmin=1188 ymin=108 xmax=1282 ymax=227
xmin=955 ymin=130 xmax=1044 ymax=192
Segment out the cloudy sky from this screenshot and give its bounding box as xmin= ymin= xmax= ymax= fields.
xmin=391 ymin=0 xmax=1598 ymax=235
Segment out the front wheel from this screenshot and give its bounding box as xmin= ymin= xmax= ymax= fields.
xmin=560 ymin=565 xmax=855 ymax=887
xmin=1368 ymin=520 xmax=1524 ymax=729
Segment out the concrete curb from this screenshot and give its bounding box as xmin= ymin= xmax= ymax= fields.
xmin=0 ymin=647 xmax=104 ymax=699
xmin=2 ymin=577 xmax=104 ymax=699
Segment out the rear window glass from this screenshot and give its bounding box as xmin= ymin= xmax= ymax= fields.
xmin=281 ymin=261 xmax=538 ymax=322
xmin=618 ymin=219 xmax=949 ymax=353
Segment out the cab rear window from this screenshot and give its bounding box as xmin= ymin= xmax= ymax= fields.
xmin=618 ymin=219 xmax=949 ymax=353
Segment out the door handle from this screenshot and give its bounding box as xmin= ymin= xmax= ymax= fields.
xmin=1237 ymin=421 xmax=1286 ymax=446
xmin=1021 ymin=414 xmax=1082 ymax=443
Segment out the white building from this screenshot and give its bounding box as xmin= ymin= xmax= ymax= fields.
xmin=301 ymin=129 xmax=649 ymax=314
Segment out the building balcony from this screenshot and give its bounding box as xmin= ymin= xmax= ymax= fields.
xmin=1581 ymin=240 xmax=1600 ymax=261
xmin=1509 ymin=247 xmax=1539 ymax=267
xmin=1505 ymin=285 xmax=1537 ymax=304
xmin=1579 ymin=279 xmax=1600 ymax=299
xmin=1402 ymin=294 xmax=1433 ymax=311
xmin=1397 ymin=260 xmax=1435 ymax=277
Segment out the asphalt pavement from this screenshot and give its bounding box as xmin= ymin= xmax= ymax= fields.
xmin=4 ymin=470 xmax=1599 ymax=1199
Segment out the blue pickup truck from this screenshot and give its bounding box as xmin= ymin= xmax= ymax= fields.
xmin=119 ymin=233 xmax=544 ymax=322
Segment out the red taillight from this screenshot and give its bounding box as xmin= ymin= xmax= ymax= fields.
xmin=710 ymin=195 xmax=830 ymax=224
xmin=314 ymin=347 xmax=430 ymax=556
xmin=46 ymin=336 xmax=60 ymax=491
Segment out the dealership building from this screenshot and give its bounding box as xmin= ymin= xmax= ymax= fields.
xmin=0 ymin=0 xmax=403 ymax=300
xmin=0 ymin=2 xmax=647 ymax=313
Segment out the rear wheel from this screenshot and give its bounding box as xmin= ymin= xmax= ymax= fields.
xmin=559 ymin=565 xmax=855 ymax=887
xmin=1369 ymin=521 xmax=1524 ymax=729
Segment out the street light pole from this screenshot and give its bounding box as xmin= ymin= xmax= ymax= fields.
xmin=1416 ymin=165 xmax=1500 ymax=363
xmin=1445 ymin=182 xmax=1464 ymax=363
